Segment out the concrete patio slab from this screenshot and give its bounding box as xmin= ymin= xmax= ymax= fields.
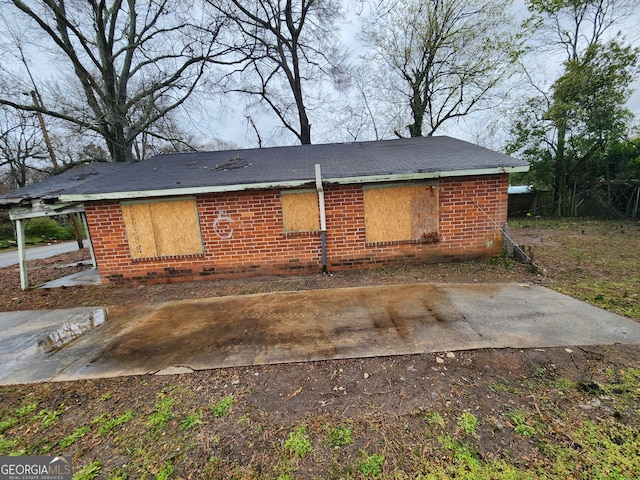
xmin=1 ymin=283 xmax=639 ymax=385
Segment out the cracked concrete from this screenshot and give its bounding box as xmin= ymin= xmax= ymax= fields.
xmin=1 ymin=283 xmax=639 ymax=385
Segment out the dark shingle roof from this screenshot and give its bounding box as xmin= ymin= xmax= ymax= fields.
xmin=0 ymin=162 xmax=126 ymax=206
xmin=2 ymin=136 xmax=529 ymax=204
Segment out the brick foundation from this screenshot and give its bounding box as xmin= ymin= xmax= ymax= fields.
xmin=84 ymin=174 xmax=508 ymax=285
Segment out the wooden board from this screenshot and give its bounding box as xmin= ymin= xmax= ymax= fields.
xmin=364 ymin=184 xmax=438 ymax=243
xmin=121 ymin=202 xmax=156 ymax=259
xmin=281 ymin=191 xmax=320 ymax=232
xmin=122 ymin=199 xmax=203 ymax=259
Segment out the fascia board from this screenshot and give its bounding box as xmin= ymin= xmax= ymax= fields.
xmin=58 ymin=165 xmax=529 ymax=202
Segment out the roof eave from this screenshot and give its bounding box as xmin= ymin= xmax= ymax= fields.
xmin=58 ymin=165 xmax=530 ymax=202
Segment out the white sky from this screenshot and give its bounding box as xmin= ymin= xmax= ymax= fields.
xmin=181 ymin=0 xmax=640 ymax=151
xmin=2 ymin=0 xmax=640 ymax=152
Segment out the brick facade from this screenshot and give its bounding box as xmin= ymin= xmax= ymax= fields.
xmin=84 ymin=174 xmax=508 ymax=285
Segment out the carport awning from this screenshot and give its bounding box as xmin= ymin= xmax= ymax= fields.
xmin=8 ymin=200 xmax=85 ymax=220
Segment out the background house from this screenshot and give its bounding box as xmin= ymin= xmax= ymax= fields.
xmin=2 ymin=136 xmax=529 ymax=286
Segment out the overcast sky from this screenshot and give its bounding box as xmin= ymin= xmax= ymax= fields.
xmin=179 ymin=0 xmax=640 ymax=151
xmin=2 ymin=1 xmax=639 ymax=153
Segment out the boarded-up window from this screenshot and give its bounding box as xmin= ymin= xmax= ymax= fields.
xmin=363 ymin=183 xmax=438 ymax=243
xmin=121 ymin=198 xmax=203 ymax=259
xmin=281 ymin=190 xmax=320 ymax=232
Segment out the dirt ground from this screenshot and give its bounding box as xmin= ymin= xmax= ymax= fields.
xmin=0 ymin=218 xmax=639 ymax=479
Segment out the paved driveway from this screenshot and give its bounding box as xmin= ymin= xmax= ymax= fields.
xmin=0 ymin=241 xmax=80 ymax=268
xmin=1 ymin=283 xmax=639 ymax=385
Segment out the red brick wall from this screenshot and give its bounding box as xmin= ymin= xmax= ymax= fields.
xmin=84 ymin=174 xmax=508 ymax=285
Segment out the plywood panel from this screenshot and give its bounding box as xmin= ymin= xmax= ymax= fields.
xmin=122 ymin=202 xmax=157 ymax=259
xmin=151 ymin=199 xmax=203 ymax=256
xmin=410 ymin=184 xmax=438 ymax=240
xmin=364 ymin=184 xmax=438 ymax=243
xmin=282 ymin=191 xmax=320 ymax=232
xmin=122 ymin=199 xmax=203 ymax=259
xmin=364 ymin=187 xmax=411 ymax=242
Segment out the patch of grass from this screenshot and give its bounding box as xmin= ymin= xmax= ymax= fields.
xmin=326 ymin=423 xmax=352 ymax=447
xmin=284 ymin=425 xmax=312 ymax=459
xmin=72 ymin=461 xmax=102 ymax=480
xmin=237 ymin=413 xmax=250 ymax=427
xmin=552 ymin=377 xmax=577 ymax=392
xmin=490 ymin=377 xmax=516 ymax=394
xmin=154 ymin=462 xmax=174 ymax=480
xmin=424 ymin=411 xmax=446 ymax=430
xmin=98 ymin=410 xmax=134 ymax=435
xmin=180 ymin=410 xmax=204 ymax=431
xmin=357 ymin=452 xmax=385 ymax=477
xmin=59 ymin=425 xmax=90 ymax=449
xmin=209 ymin=395 xmax=234 ymax=418
xmin=507 ymin=411 xmax=535 ymax=437
xmin=457 ymin=412 xmax=479 ymax=436
xmin=0 ymin=417 xmax=17 ymax=434
xmin=203 ymin=456 xmax=222 ymax=476
xmin=16 ymin=402 xmax=38 ymax=417
xmin=0 ymin=438 xmax=19 ymax=455
xmin=147 ymin=393 xmax=176 ymax=430
xmin=35 ymin=408 xmax=62 ymax=428
xmin=434 ymin=434 xmax=494 ymax=476
xmin=100 ymin=391 xmax=113 ymax=402
xmin=106 ymin=467 xmax=128 ymax=480
xmin=538 ymin=420 xmax=640 ymax=479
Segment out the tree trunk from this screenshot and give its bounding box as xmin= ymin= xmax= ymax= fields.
xmin=299 ymin=120 xmax=311 ymax=145
xmin=554 ymin=122 xmax=567 ymax=216
xmin=106 ymin=127 xmax=133 ymax=162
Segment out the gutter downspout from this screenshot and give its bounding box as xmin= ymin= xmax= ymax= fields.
xmin=315 ymin=164 xmax=328 ymax=274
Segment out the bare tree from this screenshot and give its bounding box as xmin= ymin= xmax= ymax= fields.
xmin=0 ymin=107 xmax=47 ymax=189
xmin=208 ymin=0 xmax=347 ymax=145
xmin=361 ymin=0 xmax=522 ymax=138
xmin=0 ymin=0 xmax=234 ymax=162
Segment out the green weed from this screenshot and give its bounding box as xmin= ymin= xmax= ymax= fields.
xmin=147 ymin=393 xmax=176 ymax=430
xmin=603 ymin=367 xmax=640 ymax=399
xmin=539 ymin=420 xmax=640 ymax=479
xmin=100 ymin=392 xmax=113 ymax=402
xmin=203 ymin=456 xmax=222 ymax=476
xmin=16 ymin=402 xmax=38 ymax=417
xmin=36 ymin=408 xmax=62 ymax=428
xmin=326 ymin=423 xmax=352 ymax=447
xmin=0 ymin=418 xmax=17 ymax=434
xmin=507 ymin=411 xmax=535 ymax=437
xmin=106 ymin=466 xmax=128 ymax=480
xmin=284 ymin=425 xmax=312 ymax=459
xmin=98 ymin=410 xmax=134 ymax=435
xmin=457 ymin=412 xmax=479 ymax=436
xmin=59 ymin=425 xmax=90 ymax=449
xmin=357 ymin=452 xmax=385 ymax=477
xmin=154 ymin=462 xmax=174 ymax=480
xmin=0 ymin=438 xmax=18 ymax=455
xmin=436 ymin=434 xmax=482 ymax=473
xmin=424 ymin=411 xmax=446 ymax=430
xmin=209 ymin=395 xmax=234 ymax=418
xmin=72 ymin=461 xmax=102 ymax=480
xmin=180 ymin=410 xmax=204 ymax=431
xmin=552 ymin=377 xmax=577 ymax=392
xmin=237 ymin=413 xmax=250 ymax=427
xmin=490 ymin=377 xmax=512 ymax=393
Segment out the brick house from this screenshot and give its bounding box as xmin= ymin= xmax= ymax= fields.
xmin=2 ymin=136 xmax=529 ymax=286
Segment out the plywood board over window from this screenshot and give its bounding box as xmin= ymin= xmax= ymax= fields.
xmin=281 ymin=190 xmax=320 ymax=232
xmin=121 ymin=198 xmax=203 ymax=259
xmin=364 ymin=183 xmax=438 ymax=243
